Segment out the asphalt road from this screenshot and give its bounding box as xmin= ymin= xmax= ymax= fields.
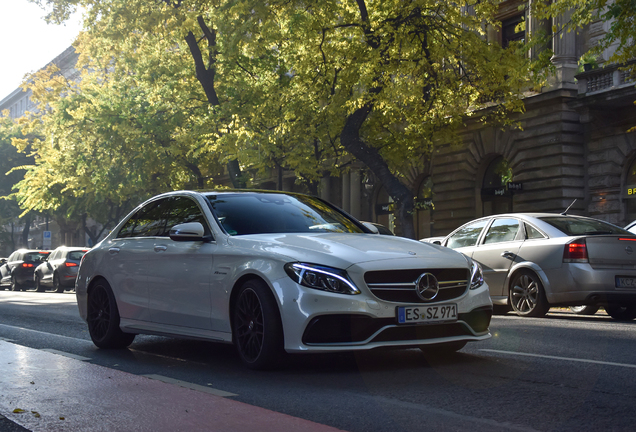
xmin=1 ymin=290 xmax=635 ymax=431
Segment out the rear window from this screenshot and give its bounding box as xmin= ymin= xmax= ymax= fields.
xmin=539 ymin=217 xmax=630 ymax=236
xmin=24 ymin=252 xmax=49 ymax=262
xmin=68 ymin=251 xmax=88 ymax=261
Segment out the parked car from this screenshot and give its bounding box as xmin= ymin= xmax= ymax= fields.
xmin=427 ymin=213 xmax=636 ymax=321
xmin=0 ymin=249 xmax=51 ymax=291
xmin=34 ymin=246 xmax=90 ymax=293
xmin=76 ymin=190 xmax=492 ymax=369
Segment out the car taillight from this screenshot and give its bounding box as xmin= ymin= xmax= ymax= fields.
xmin=563 ymin=240 xmax=588 ymax=263
xmin=65 ymin=262 xmax=78 ymax=267
xmin=21 ymin=263 xmax=34 ymax=268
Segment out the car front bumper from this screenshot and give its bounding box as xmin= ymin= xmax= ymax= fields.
xmin=271 ymin=276 xmax=493 ymax=353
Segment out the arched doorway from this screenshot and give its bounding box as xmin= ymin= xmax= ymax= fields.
xmin=415 ymin=177 xmax=434 ymax=239
xmin=481 ymin=156 xmax=513 ymax=216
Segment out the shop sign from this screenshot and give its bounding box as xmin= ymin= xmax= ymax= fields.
xmin=482 ymin=182 xmax=523 ymax=196
xmin=625 ymin=185 xmax=636 ymax=198
xmin=376 ymin=203 xmax=394 ymax=215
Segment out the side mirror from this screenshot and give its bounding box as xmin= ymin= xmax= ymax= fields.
xmin=433 ymin=240 xmax=441 ymax=246
xmin=169 ymin=222 xmax=208 ymax=242
xmin=362 ymin=222 xmax=380 ymax=234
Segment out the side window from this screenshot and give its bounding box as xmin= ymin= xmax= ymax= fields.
xmin=8 ymin=252 xmax=16 ymax=262
xmin=164 ymin=196 xmax=211 ymax=236
xmin=483 ymin=218 xmax=520 ymax=244
xmin=525 ymin=223 xmax=546 ymax=239
xmin=446 ymin=220 xmax=489 ymax=249
xmin=117 ymin=198 xmax=171 ymax=238
xmin=49 ymin=251 xmax=59 ymax=261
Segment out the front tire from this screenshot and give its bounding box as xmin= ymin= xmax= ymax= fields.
xmin=35 ymin=275 xmax=45 ymax=292
xmin=569 ymin=305 xmax=599 ymax=315
xmin=87 ymin=279 xmax=135 ymax=348
xmin=232 ymin=279 xmax=284 ymax=370
xmin=605 ymin=304 xmax=636 ymax=321
xmin=509 ymin=270 xmax=550 ymax=318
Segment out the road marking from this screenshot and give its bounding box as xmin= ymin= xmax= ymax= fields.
xmin=480 ymin=349 xmax=636 ymax=369
xmin=40 ymin=348 xmax=91 ymax=361
xmin=0 ymin=323 xmax=94 ymax=344
xmin=0 ymin=337 xmax=15 ymax=342
xmin=142 ymin=374 xmax=238 ymax=397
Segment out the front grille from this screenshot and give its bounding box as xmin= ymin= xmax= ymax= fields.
xmin=364 ymin=268 xmax=469 ymax=303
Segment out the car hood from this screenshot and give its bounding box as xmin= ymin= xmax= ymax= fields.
xmin=227 ymin=232 xmax=469 ymax=269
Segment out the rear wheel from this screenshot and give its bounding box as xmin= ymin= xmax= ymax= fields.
xmin=605 ymin=304 xmax=636 ymax=321
xmin=509 ymin=270 xmax=550 ymax=317
xmin=10 ymin=274 xmax=21 ymax=292
xmin=232 ymin=279 xmax=284 ymax=370
xmin=569 ymin=305 xmax=599 ymax=315
xmin=53 ymin=273 xmax=64 ymax=293
xmin=87 ymin=279 xmax=135 ymax=348
xmin=35 ymin=275 xmax=45 ymax=292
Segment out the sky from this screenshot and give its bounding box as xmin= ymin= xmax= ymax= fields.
xmin=0 ymin=0 xmax=83 ymax=99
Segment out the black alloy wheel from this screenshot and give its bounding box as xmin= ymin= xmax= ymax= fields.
xmin=87 ymin=280 xmax=135 ymax=348
xmin=35 ymin=274 xmax=45 ymax=293
xmin=605 ymin=304 xmax=636 ymax=321
xmin=509 ymin=270 xmax=550 ymax=318
xmin=233 ymin=279 xmax=284 ymax=370
xmin=53 ymin=273 xmax=64 ymax=293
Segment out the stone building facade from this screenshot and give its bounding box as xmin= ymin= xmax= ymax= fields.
xmin=305 ymin=2 xmax=636 ymax=238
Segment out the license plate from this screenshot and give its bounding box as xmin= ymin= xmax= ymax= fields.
xmin=397 ymin=304 xmax=457 ymax=324
xmin=616 ymin=276 xmax=636 ymax=288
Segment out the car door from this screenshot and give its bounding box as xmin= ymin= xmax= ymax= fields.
xmin=40 ymin=250 xmax=58 ymax=286
xmin=470 ymin=218 xmax=524 ymax=298
xmin=105 ymin=198 xmax=172 ymax=322
xmin=147 ymin=196 xmax=217 ymax=330
xmin=0 ymin=252 xmax=16 ymax=285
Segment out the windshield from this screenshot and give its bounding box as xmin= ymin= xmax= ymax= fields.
xmin=205 ymin=193 xmax=366 ymax=236
xmin=539 ymin=216 xmax=630 ymax=236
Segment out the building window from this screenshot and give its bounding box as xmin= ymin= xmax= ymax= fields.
xmin=502 ymin=15 xmax=525 ymax=48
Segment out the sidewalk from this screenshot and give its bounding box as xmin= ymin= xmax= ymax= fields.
xmin=0 ymin=340 xmax=344 ymax=432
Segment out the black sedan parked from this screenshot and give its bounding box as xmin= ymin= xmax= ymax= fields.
xmin=34 ymin=246 xmax=89 ymax=292
xmin=0 ymin=249 xmax=51 ymax=291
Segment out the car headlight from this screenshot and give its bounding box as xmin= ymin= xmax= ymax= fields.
xmin=470 ymin=260 xmax=484 ymax=290
xmin=284 ymin=263 xmax=361 ymax=295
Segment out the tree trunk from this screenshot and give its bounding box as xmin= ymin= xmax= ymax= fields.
xmin=340 ymin=104 xmax=416 ymax=239
xmin=21 ymin=214 xmax=32 ymax=248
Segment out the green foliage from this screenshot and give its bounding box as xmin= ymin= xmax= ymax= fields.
xmin=19 ymin=0 xmax=538 ymax=238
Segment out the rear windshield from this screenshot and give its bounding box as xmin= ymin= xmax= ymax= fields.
xmin=68 ymin=251 xmax=88 ymax=261
xmin=24 ymin=252 xmax=49 ymax=262
xmin=539 ymin=216 xmax=630 ymax=236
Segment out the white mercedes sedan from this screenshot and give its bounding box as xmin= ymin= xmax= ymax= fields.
xmin=76 ymin=190 xmax=492 ymax=369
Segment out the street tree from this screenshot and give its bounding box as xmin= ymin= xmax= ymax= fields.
xmin=29 ymin=0 xmax=536 ymax=238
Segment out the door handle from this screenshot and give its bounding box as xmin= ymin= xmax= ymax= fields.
xmin=501 ymin=251 xmax=516 ymax=259
xmin=108 ymin=247 xmax=120 ymax=255
xmin=154 ymin=245 xmax=167 ymax=253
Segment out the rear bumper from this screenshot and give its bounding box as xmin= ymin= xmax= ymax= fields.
xmin=545 ymin=263 xmax=636 ymax=306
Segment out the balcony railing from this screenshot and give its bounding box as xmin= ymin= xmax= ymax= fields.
xmin=576 ymin=61 xmax=635 ymax=95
